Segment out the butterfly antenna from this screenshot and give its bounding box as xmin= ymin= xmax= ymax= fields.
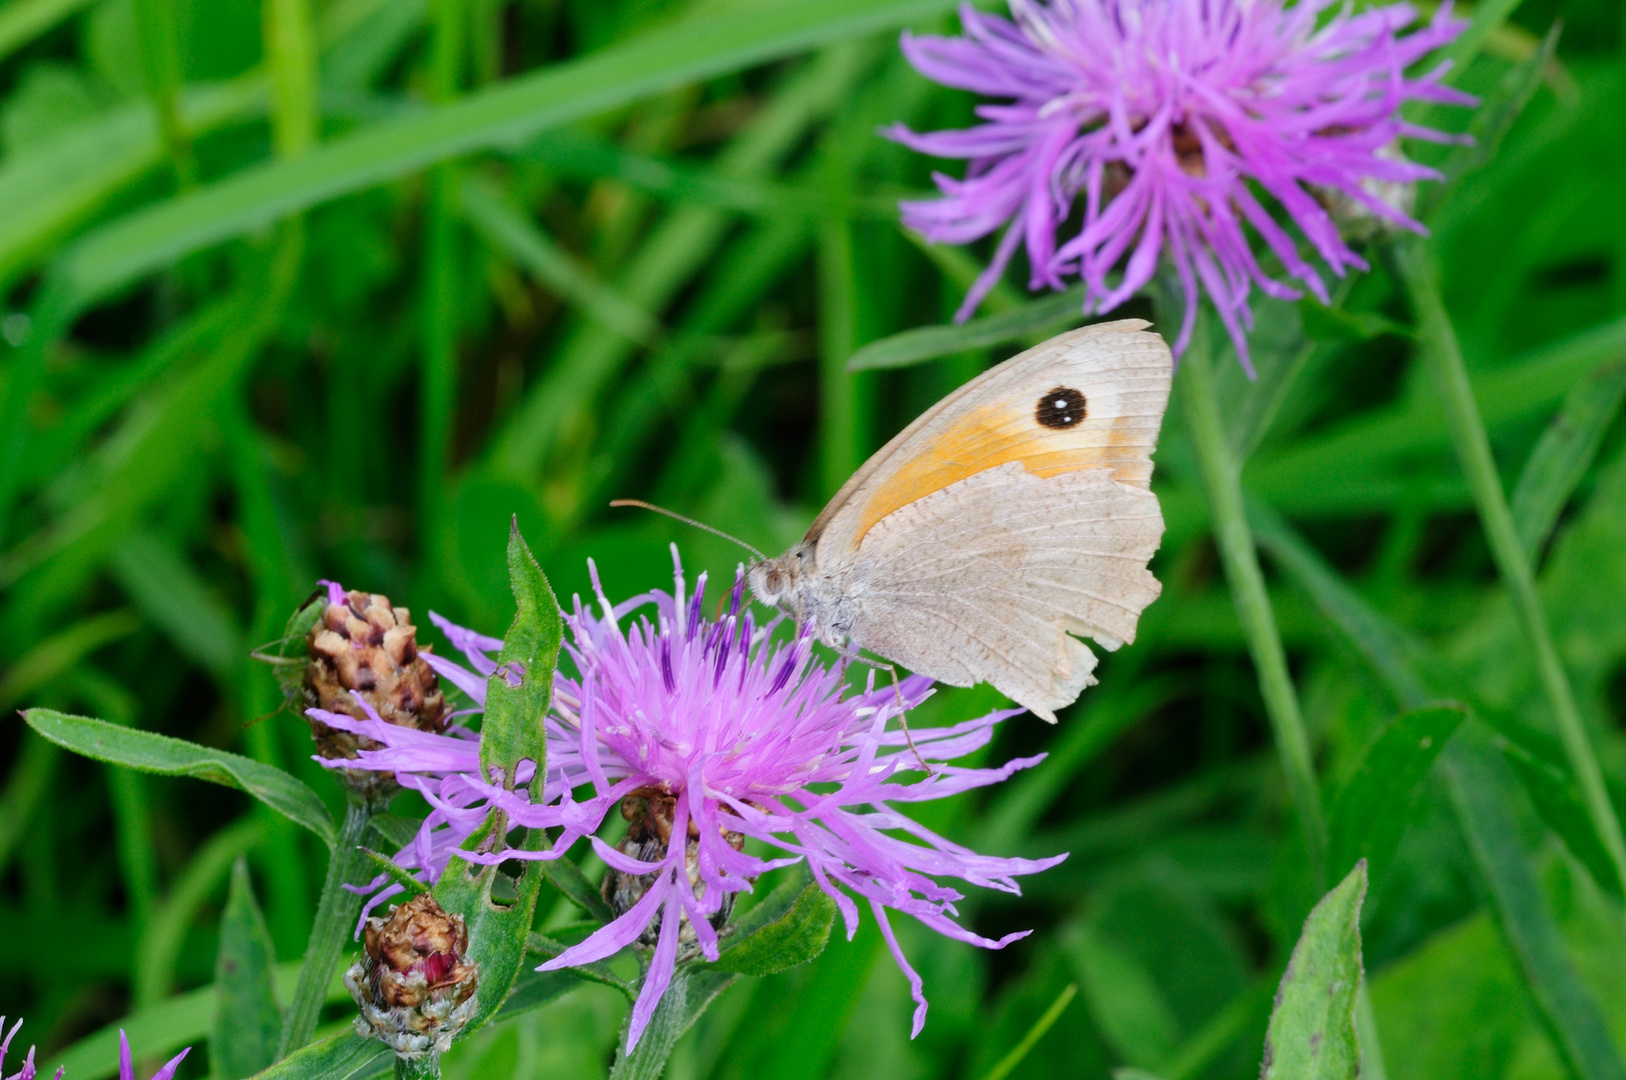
xmin=609 ymin=499 xmax=768 ymax=561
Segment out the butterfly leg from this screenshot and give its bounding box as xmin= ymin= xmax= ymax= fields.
xmin=831 ymin=646 xmax=935 ymax=775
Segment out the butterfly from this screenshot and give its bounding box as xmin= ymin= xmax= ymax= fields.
xmin=747 ymin=319 xmax=1172 ymax=722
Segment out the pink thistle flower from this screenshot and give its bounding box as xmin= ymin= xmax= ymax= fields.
xmin=0 ymin=1021 xmax=189 ymax=1080
xmin=311 ymin=549 xmax=1065 ymax=1052
xmin=886 ymin=0 xmax=1474 ymax=368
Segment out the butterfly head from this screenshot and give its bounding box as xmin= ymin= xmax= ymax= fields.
xmin=746 ymin=543 xmax=815 ymax=614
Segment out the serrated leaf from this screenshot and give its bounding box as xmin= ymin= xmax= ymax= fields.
xmin=711 ymin=879 xmax=835 ymax=976
xmin=431 ymin=826 xmax=547 ymax=1040
xmin=243 ymin=1031 xmax=390 ymax=1080
xmin=1327 ymin=704 xmax=1466 ymax=886
xmin=845 ymin=286 xmax=1085 ymax=371
xmin=213 ymin=857 xmax=282 ymax=1080
xmin=480 ymin=519 xmax=562 ymax=790
xmin=1260 ymin=861 xmax=1366 ymax=1080
xmin=358 ymin=847 xmax=430 ymax=897
xmin=22 ymin=709 xmax=335 ymax=847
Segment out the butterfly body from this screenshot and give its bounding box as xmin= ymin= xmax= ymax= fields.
xmin=749 ymin=319 xmax=1171 ymax=721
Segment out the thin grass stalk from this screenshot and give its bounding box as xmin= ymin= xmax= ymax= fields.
xmin=1176 ymin=312 xmax=1327 ymax=886
xmin=278 ymin=792 xmax=372 ymax=1055
xmin=1394 ymin=237 xmax=1626 ymax=904
xmin=419 ymin=0 xmax=463 ymax=566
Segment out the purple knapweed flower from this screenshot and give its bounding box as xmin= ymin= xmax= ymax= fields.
xmin=0 ymin=1021 xmax=189 ymax=1080
xmin=310 ymin=549 xmax=1065 ymax=1052
xmin=887 ymin=0 xmax=1474 ymax=368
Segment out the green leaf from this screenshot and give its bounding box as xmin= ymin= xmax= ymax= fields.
xmin=367 ymin=812 xmax=422 ymax=851
xmin=358 ymin=847 xmax=431 ymax=897
xmin=1297 ymin=299 xmax=1410 ymax=345
xmin=1440 ymin=734 xmax=1626 ymax=1080
xmin=711 ymin=878 xmax=836 ymax=976
xmin=213 ymin=858 xmax=282 ymax=1080
xmin=1510 ymin=356 xmax=1626 ymax=560
xmin=245 ymin=1031 xmax=391 ymax=1080
xmin=431 ymin=828 xmax=547 ymax=1040
xmin=480 ymin=519 xmax=562 ymax=790
xmin=1499 ymin=739 xmax=1625 ymax=902
xmin=845 ymin=286 xmax=1086 ymax=371
xmin=527 ymin=927 xmax=635 ymax=995
xmin=21 ymin=709 xmax=336 ymax=847
xmin=51 ymin=0 xmax=961 ymax=307
xmin=1327 ymin=704 xmax=1466 ymax=885
xmin=109 ymin=527 xmax=244 ymax=679
xmin=1259 ymin=860 xmax=1367 ymax=1080
xmin=609 ymin=966 xmax=739 ymax=1080
xmin=540 ymin=853 xmax=615 ymax=924
xmin=44 ymin=961 xmax=350 ymax=1080
xmin=494 ymin=966 xmax=590 ymax=1018
xmin=1425 ymin=24 xmax=1561 ymax=219
xmin=1067 ymin=924 xmax=1179 ymax=1070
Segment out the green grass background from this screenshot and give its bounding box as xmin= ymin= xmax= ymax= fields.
xmin=3 ymin=0 xmax=1626 ymax=1077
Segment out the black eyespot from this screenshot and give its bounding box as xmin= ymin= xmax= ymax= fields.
xmin=1036 ymin=386 xmax=1087 ymax=429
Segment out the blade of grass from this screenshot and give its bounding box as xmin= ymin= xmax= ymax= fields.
xmin=0 ymin=730 xmax=58 ymax=878
xmin=845 ymin=285 xmax=1087 ymax=371
xmin=136 ymin=816 xmax=265 ymax=1006
xmin=0 ymin=0 xmax=98 ymax=60
xmin=109 ymin=527 xmax=245 ymax=679
xmin=132 ymin=0 xmax=196 ymax=187
xmin=978 ymin=983 xmax=1078 ymax=1080
xmin=48 ymin=0 xmax=951 ymax=309
xmin=1509 ymin=356 xmax=1626 ymax=561
xmin=462 ymin=175 xmax=659 ymax=346
xmin=1252 ymin=506 xmax=1626 ymax=1080
xmin=0 ymin=609 xmax=141 ymax=708
xmin=1394 ymin=237 xmax=1626 ymax=907
xmin=489 ymin=40 xmax=871 ymax=484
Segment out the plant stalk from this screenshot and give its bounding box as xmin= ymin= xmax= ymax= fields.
xmin=278 ymin=793 xmax=373 ymax=1056
xmin=1178 ymin=320 xmax=1327 ymax=885
xmin=396 ymin=1051 xmax=442 ymax=1079
xmin=1395 ymin=237 xmax=1626 ymax=904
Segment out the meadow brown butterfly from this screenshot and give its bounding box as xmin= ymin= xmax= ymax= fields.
xmin=748 ymin=319 xmax=1172 ymax=721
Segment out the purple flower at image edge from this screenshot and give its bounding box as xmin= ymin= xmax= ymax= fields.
xmin=311 ymin=548 xmax=1067 ymax=1052
xmin=886 ymin=0 xmax=1475 ymax=369
xmin=0 ymin=1020 xmax=189 ymax=1080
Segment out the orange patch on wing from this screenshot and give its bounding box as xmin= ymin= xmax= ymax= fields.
xmin=849 ymin=401 xmax=1150 ymax=545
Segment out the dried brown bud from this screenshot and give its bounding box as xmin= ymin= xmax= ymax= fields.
xmin=304 ymin=585 xmax=447 ymax=801
xmin=602 ymin=787 xmax=746 ymax=959
xmin=345 ymin=894 xmax=479 ymax=1057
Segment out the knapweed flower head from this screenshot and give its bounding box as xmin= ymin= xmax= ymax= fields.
xmin=310 ymin=549 xmax=1065 ymax=1052
xmin=887 ymin=0 xmax=1474 ymax=368
xmin=0 ymin=1020 xmax=189 ymax=1080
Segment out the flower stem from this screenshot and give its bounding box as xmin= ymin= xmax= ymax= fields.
xmin=395 ymin=1052 xmax=442 ymax=1080
xmin=278 ymin=793 xmax=373 ymax=1057
xmin=1395 ymin=237 xmax=1626 ymax=903
xmin=1178 ymin=318 xmax=1327 ymax=885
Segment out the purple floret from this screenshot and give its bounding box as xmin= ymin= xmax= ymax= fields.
xmin=0 ymin=1020 xmax=188 ymax=1080
xmin=313 ymin=547 xmax=1065 ymax=1052
xmin=887 ymin=0 xmax=1474 ymax=368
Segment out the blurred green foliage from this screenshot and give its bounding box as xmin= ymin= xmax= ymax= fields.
xmin=3 ymin=0 xmax=1626 ymax=1077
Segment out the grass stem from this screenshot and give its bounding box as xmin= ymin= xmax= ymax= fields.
xmin=1396 ymin=237 xmax=1626 ymax=905
xmin=1178 ymin=317 xmax=1327 ymax=886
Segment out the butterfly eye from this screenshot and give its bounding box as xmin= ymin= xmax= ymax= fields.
xmin=1035 ymin=386 xmax=1087 ymax=429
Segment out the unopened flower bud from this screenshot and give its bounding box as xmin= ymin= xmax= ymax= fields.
xmin=603 ymin=787 xmax=746 ymax=958
xmin=1323 ymin=140 xmax=1418 ymax=244
xmin=304 ymin=582 xmax=447 ymax=801
xmin=346 ymin=894 xmax=479 ymax=1057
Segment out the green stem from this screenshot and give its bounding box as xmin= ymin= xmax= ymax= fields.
xmin=1178 ymin=318 xmax=1327 ymax=885
xmin=279 ymin=794 xmax=372 ymax=1056
xmin=1395 ymin=237 xmax=1626 ymax=904
xmin=396 ymin=1051 xmax=442 ymax=1079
